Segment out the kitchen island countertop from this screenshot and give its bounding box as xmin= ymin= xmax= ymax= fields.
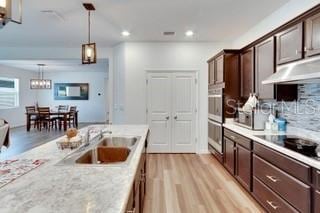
xmin=0 ymin=125 xmax=149 ymax=213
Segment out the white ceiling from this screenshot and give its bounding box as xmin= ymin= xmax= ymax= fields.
xmin=0 ymin=0 xmax=290 ymax=47
xmin=0 ymin=59 xmax=109 ymax=72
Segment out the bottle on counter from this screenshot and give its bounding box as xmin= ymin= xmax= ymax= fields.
xmin=276 ymin=117 xmax=287 ymax=132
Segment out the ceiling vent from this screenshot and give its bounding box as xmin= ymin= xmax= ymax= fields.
xmin=40 ymin=10 xmax=65 ymax=22
xmin=163 ymin=31 xmax=175 ymax=36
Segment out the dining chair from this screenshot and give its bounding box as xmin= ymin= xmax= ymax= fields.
xmin=53 ymin=105 xmax=69 ymax=129
xmin=67 ymin=106 xmax=77 ymax=128
xmin=37 ymin=107 xmax=56 ymax=131
xmin=25 ymin=106 xmax=39 ymax=129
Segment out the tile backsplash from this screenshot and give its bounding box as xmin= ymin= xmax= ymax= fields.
xmin=277 ymin=84 xmax=320 ymax=132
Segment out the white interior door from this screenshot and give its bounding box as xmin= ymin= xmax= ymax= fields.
xmin=147 ymin=73 xmax=172 ymax=153
xmin=147 ymin=71 xmax=197 ymax=153
xmin=171 ymin=73 xmax=196 ymax=153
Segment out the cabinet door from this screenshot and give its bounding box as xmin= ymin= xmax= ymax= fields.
xmin=126 ymin=187 xmax=134 ymax=212
xmin=241 ymin=48 xmax=254 ymax=98
xmin=276 ymin=23 xmax=303 ymax=65
xmin=305 ymin=13 xmax=320 ymax=57
xmin=235 ymin=144 xmax=252 ymax=191
xmin=315 ymin=190 xmax=320 ymax=213
xmin=135 ymin=183 xmax=140 ymax=213
xmin=255 ymin=37 xmax=275 ymax=100
xmin=224 ymin=138 xmax=235 ymax=175
xmin=208 ymin=60 xmax=215 ymax=85
xmin=215 ymin=55 xmax=224 ymax=84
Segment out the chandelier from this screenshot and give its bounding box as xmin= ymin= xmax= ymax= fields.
xmin=30 ymin=64 xmax=51 ymax=89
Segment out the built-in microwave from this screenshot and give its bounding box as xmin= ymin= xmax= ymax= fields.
xmin=208 ymin=88 xmax=223 ymax=123
xmin=208 ymin=119 xmax=223 ymax=154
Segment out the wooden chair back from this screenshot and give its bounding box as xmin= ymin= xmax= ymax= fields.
xmin=25 ymin=106 xmax=36 ymax=113
xmin=38 ymin=107 xmax=50 ymax=118
xmin=70 ymin=106 xmax=77 ymax=113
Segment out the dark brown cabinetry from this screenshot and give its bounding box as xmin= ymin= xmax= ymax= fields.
xmin=315 ymin=190 xmax=320 ymax=213
xmin=276 ymin=23 xmax=303 ymax=65
xmin=215 ymin=55 xmax=224 ymax=84
xmin=240 ymin=48 xmax=254 ymax=98
xmin=255 ymin=37 xmax=275 ymax=99
xmin=126 ymin=136 xmax=148 ymax=213
xmin=305 ymin=13 xmax=320 ymax=57
xmin=224 ymin=137 xmax=235 ymax=174
xmin=208 ymin=60 xmax=215 ymax=85
xmin=224 ymin=129 xmax=252 ymax=191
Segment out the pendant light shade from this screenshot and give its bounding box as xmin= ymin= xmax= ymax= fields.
xmin=82 ymin=3 xmax=96 ymax=64
xmin=0 ymin=0 xmax=22 ymax=28
xmin=30 ymin=64 xmax=52 ymax=89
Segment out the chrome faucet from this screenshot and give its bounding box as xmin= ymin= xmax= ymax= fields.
xmin=84 ymin=127 xmax=94 ymax=146
xmin=99 ymin=129 xmax=112 ymax=139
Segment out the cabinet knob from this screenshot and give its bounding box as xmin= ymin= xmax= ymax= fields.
xmin=174 ymin=116 xmax=178 ymax=120
xmin=166 ymin=116 xmax=170 ymax=120
xmin=266 ymin=200 xmax=279 ymax=210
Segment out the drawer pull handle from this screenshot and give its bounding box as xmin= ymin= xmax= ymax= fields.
xmin=266 ymin=200 xmax=279 ymax=210
xmin=230 ymin=135 xmax=236 ymax=140
xmin=266 ymin=175 xmax=279 ymax=183
xmin=127 ymin=208 xmax=136 ymax=213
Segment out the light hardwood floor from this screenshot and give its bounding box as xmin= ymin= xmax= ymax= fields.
xmin=144 ymin=154 xmax=265 ymax=213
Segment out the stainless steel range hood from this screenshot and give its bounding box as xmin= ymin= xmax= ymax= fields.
xmin=262 ymin=56 xmax=320 ymax=84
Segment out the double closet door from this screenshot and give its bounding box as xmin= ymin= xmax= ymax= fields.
xmin=147 ymin=72 xmax=197 ymax=153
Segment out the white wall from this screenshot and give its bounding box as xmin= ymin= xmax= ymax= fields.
xmin=233 ymin=0 xmax=320 ymax=48
xmin=112 ymin=42 xmax=229 ymax=153
xmin=0 ymin=65 xmax=37 ymax=127
xmin=37 ymin=71 xmax=108 ymax=123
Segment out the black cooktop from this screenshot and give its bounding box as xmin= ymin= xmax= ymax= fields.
xmin=255 ymin=135 xmax=320 ymax=160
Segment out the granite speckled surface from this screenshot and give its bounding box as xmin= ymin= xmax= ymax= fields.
xmin=0 ymin=125 xmax=149 ymax=213
xmin=223 ymin=120 xmax=320 ymax=170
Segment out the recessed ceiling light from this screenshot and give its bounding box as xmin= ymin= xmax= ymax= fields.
xmin=185 ymin=30 xmax=194 ymax=37
xmin=122 ymin=31 xmax=130 ymax=37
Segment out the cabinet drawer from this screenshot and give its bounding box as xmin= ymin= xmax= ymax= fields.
xmin=315 ymin=190 xmax=320 ymax=213
xmin=315 ymin=170 xmax=320 ymax=189
xmin=254 ymin=143 xmax=311 ymax=183
xmin=253 ymin=177 xmax=298 ymax=213
xmin=253 ymin=155 xmax=311 ymax=213
xmin=224 ymin=129 xmax=251 ymax=150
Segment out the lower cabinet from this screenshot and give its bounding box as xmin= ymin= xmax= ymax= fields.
xmin=235 ymin=144 xmax=252 ymax=191
xmin=315 ymin=190 xmax=320 ymax=213
xmin=126 ymin=137 xmax=148 ymax=213
xmin=224 ymin=129 xmax=252 ymax=191
xmin=224 ymin=137 xmax=235 ymax=174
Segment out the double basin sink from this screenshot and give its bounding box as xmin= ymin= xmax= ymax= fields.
xmin=58 ymin=136 xmax=140 ymax=166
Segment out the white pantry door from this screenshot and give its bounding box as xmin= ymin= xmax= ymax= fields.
xmin=171 ymin=73 xmax=196 ymax=153
xmin=147 ymin=73 xmax=172 ymax=153
xmin=147 ymin=72 xmax=197 ymax=153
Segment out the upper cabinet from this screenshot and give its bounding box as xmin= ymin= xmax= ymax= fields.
xmin=305 ymin=13 xmax=320 ymax=57
xmin=240 ymin=48 xmax=254 ymax=98
xmin=255 ymin=38 xmax=275 ymax=100
xmin=208 ymin=55 xmax=224 ymax=86
xmin=208 ymin=60 xmax=215 ymax=85
xmin=276 ymin=23 xmax=303 ymax=65
xmin=215 ymin=55 xmax=224 ymax=84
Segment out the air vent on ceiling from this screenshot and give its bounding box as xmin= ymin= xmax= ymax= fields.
xmin=163 ymin=31 xmax=175 ymax=36
xmin=40 ymin=10 xmax=65 ymax=22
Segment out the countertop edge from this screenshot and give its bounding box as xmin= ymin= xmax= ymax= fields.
xmin=223 ymin=123 xmax=320 ymax=170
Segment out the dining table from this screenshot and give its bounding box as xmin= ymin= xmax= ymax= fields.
xmin=25 ymin=110 xmax=78 ymax=132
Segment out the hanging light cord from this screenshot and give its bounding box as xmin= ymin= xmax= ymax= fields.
xmin=88 ymin=11 xmax=91 ymax=43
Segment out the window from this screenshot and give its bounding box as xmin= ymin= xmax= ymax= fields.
xmin=0 ymin=77 xmax=19 ymax=109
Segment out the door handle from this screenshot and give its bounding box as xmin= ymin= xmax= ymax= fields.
xmin=266 ymin=200 xmax=279 ymax=210
xmin=174 ymin=116 xmax=178 ymax=120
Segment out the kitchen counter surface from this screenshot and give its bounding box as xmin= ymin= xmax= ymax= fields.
xmin=223 ymin=120 xmax=320 ymax=170
xmin=0 ymin=125 xmax=149 ymax=213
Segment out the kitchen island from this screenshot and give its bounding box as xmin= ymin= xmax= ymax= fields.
xmin=0 ymin=125 xmax=149 ymax=213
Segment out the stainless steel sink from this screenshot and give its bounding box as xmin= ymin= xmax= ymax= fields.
xmin=97 ymin=137 xmax=137 ymax=147
xmin=57 ymin=136 xmax=140 ymax=166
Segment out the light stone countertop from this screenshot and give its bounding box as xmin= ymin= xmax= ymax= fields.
xmin=223 ymin=119 xmax=320 ymax=170
xmin=0 ymin=125 xmax=149 ymax=213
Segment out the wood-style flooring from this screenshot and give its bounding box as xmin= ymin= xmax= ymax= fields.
xmin=144 ymin=154 xmax=264 ymax=213
xmin=0 ymin=123 xmax=93 ymax=159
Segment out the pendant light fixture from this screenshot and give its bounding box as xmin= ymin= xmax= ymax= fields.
xmin=82 ymin=3 xmax=96 ymax=64
xmin=30 ymin=64 xmax=52 ymax=89
xmin=0 ymin=0 xmax=22 ymax=28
